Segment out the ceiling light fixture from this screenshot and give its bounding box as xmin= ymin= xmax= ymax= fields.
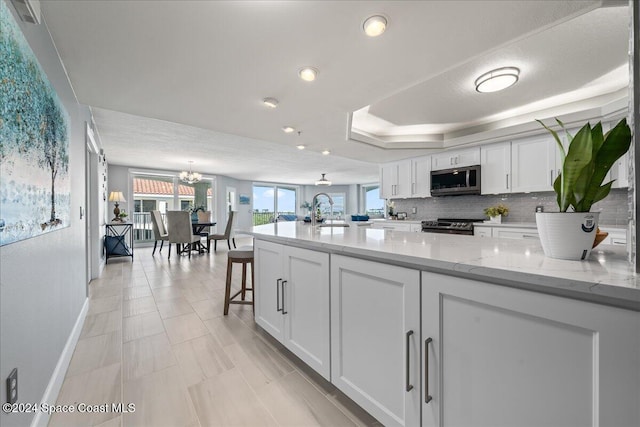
xmin=179 ymin=161 xmax=202 ymax=184
xmin=299 ymin=67 xmax=318 ymax=82
xmin=263 ymin=97 xmax=279 ymax=108
xmin=322 ymin=150 xmax=331 ymax=155
xmin=315 ymin=173 xmax=332 ymax=186
xmin=363 ymin=15 xmax=387 ymax=37
xmin=296 ymin=144 xmax=306 ymax=150
xmin=475 ymin=67 xmax=520 ymax=93
xmin=282 ymin=126 xmax=295 ymax=133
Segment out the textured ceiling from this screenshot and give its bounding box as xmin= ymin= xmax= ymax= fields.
xmin=39 ymin=0 xmax=629 ymax=185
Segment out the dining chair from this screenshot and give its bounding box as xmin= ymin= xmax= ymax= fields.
xmin=166 ymin=211 xmax=201 ymax=259
xmin=150 ymin=210 xmax=169 ymax=255
xmin=208 ymin=211 xmax=237 ymax=252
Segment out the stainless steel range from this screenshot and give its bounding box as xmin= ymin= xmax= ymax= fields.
xmin=421 ymin=218 xmax=485 ymax=236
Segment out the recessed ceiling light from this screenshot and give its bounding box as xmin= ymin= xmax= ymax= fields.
xmin=299 ymin=67 xmax=318 ymax=82
xmin=322 ymin=150 xmax=331 ymax=155
xmin=282 ymin=126 xmax=295 ymax=133
xmin=363 ymin=15 xmax=387 ymax=37
xmin=296 ymin=144 xmax=306 ymax=150
xmin=475 ymin=67 xmax=520 ymax=93
xmin=263 ymin=97 xmax=278 ymax=108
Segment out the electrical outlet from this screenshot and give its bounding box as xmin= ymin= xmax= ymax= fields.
xmin=411 ymin=207 xmax=417 ymax=214
xmin=6 ymin=368 xmax=17 ymax=404
xmin=535 ymin=205 xmax=544 ymax=213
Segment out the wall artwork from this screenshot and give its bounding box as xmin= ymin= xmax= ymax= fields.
xmin=0 ymin=2 xmax=71 ymax=246
xmin=239 ymin=194 xmax=250 ymax=205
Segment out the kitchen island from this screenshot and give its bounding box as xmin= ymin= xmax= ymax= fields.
xmin=248 ymin=222 xmax=639 ymax=427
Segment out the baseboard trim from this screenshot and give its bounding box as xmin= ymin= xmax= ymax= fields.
xmin=31 ymin=298 xmax=89 ymax=427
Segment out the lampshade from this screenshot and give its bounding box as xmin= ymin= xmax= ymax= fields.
xmin=108 ymin=191 xmax=126 ymax=203
xmin=315 ymin=173 xmax=332 ymax=186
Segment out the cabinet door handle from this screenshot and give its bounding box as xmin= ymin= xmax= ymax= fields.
xmin=406 ymin=330 xmax=414 ymax=392
xmin=550 ymin=170 xmax=554 ymax=186
xmin=506 ymin=173 xmax=509 ymax=189
xmin=281 ymin=280 xmax=288 ymax=315
xmin=425 ymin=337 xmax=433 ymax=403
xmin=276 ymin=279 xmax=282 ymax=312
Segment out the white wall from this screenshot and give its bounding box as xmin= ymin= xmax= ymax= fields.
xmin=0 ymin=2 xmax=93 ymax=425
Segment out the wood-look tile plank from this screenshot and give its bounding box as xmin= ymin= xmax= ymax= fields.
xmin=256 ymin=371 xmax=356 ymax=427
xmin=87 ymin=295 xmax=122 ymax=316
xmin=156 ymin=297 xmax=194 ymax=319
xmin=123 ymin=366 xmax=198 ymax=427
xmin=151 ymin=286 xmax=184 ymax=302
xmin=172 ymin=334 xmax=234 ymax=387
xmin=123 ymin=333 xmax=177 ymax=381
xmin=189 ymin=298 xmax=225 ymax=321
xmin=163 ymin=313 xmax=209 ymax=344
xmin=122 ymin=285 xmax=152 ymax=301
xmin=123 ymin=311 xmax=165 ymax=342
xmin=223 ymin=335 xmax=294 ymax=392
xmin=80 ymin=311 xmax=122 ymax=339
xmin=122 ymin=296 xmax=157 ymax=318
xmin=203 ymin=314 xmax=256 ymax=347
xmin=66 ymin=330 xmax=122 ymax=378
xmin=49 ymin=363 xmax=121 ymax=427
xmin=188 ymin=368 xmax=278 ymax=427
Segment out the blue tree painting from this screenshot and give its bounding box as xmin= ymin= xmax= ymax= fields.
xmin=0 ymin=1 xmax=70 ymax=246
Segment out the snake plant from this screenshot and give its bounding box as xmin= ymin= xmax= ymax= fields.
xmin=537 ymin=118 xmax=631 ymax=212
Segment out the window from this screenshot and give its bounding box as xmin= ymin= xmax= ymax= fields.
xmin=363 ymin=185 xmax=384 ymax=218
xmin=131 ymin=173 xmax=214 ymax=243
xmin=316 ymin=193 xmax=344 ymax=219
xmin=252 ymin=184 xmax=297 ymax=225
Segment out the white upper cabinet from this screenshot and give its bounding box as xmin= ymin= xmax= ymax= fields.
xmin=380 ymin=160 xmax=413 ymax=199
xmin=511 ymin=134 xmax=557 ymax=193
xmin=610 ymin=152 xmax=629 ymax=188
xmin=432 ymin=147 xmax=480 ymax=170
xmin=480 ymin=141 xmax=511 ymax=194
xmin=411 ymin=156 xmax=431 ymax=197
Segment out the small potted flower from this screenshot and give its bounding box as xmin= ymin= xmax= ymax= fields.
xmin=387 ymin=200 xmax=396 ymax=218
xmin=484 ymin=204 xmax=509 ymax=223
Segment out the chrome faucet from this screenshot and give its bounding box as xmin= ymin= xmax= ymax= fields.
xmin=311 ymin=192 xmax=334 ymax=226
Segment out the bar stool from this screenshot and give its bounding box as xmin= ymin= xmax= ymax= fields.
xmin=223 ymin=245 xmax=254 ymax=315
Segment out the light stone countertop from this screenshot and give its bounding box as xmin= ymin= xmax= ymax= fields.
xmin=474 ymin=221 xmax=627 ymax=231
xmin=248 ymin=222 xmax=639 ymax=311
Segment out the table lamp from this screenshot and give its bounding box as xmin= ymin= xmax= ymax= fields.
xmin=108 ymin=191 xmax=127 ymax=222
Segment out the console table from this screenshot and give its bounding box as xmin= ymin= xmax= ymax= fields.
xmin=105 ymin=222 xmax=133 ymax=263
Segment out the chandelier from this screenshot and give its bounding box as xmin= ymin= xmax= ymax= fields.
xmin=179 ymin=161 xmax=202 ymax=184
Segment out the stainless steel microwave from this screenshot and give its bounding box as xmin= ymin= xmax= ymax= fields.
xmin=430 ymin=165 xmax=481 ymax=196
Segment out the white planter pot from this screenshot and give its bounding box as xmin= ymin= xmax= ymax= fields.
xmin=535 ymin=212 xmax=599 ymax=260
xmin=489 ymin=215 xmax=502 ymax=224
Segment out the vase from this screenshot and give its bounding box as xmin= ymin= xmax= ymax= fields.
xmin=536 ymin=212 xmax=599 ymax=260
xmin=489 ymin=215 xmax=502 ymax=224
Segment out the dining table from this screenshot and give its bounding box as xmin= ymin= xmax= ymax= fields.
xmin=191 ymin=221 xmax=216 ymax=253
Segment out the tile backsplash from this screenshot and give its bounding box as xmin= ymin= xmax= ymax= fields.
xmin=393 ymin=188 xmax=629 ymax=226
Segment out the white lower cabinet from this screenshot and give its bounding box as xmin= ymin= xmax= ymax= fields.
xmin=331 ymin=255 xmax=421 ymax=427
xmin=421 ymin=271 xmax=640 ymax=427
xmin=254 ymin=240 xmax=331 ymax=379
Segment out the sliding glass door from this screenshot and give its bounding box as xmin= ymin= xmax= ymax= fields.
xmin=252 ymin=184 xmax=297 ymax=225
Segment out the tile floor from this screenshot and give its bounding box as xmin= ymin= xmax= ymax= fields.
xmin=49 ymin=238 xmax=381 ymax=427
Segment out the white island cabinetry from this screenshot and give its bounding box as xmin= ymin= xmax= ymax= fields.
xmin=421 ymin=271 xmax=640 ymax=427
xmin=254 ymin=240 xmax=330 ymax=379
xmin=331 ymin=255 xmax=421 ymax=427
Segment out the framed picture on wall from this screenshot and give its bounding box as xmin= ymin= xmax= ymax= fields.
xmin=239 ymin=194 xmax=250 ymax=205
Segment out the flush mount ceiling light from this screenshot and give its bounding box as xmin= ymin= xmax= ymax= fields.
xmin=321 ymin=150 xmax=331 ymax=155
xmin=315 ymin=173 xmax=332 ymax=186
xmin=296 ymin=144 xmax=306 ymax=150
xmin=363 ymin=15 xmax=387 ymax=37
xmin=282 ymin=126 xmax=295 ymax=133
xmin=262 ymin=97 xmax=279 ymax=108
xmin=299 ymin=67 xmax=318 ymax=82
xmin=475 ymin=67 xmax=520 ymax=93
xmin=179 ymin=161 xmax=202 ymax=184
